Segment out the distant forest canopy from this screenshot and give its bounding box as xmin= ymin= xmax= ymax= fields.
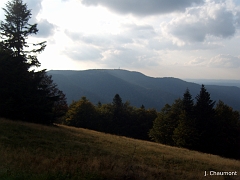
xmin=64 ymin=86 xmax=240 ymax=160
xmin=48 ymin=69 xmax=240 ymax=111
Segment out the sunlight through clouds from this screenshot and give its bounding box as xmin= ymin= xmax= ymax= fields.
xmin=0 ymin=0 xmax=240 ymax=79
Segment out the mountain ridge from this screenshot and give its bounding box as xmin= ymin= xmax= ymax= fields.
xmin=48 ymin=69 xmax=240 ymax=111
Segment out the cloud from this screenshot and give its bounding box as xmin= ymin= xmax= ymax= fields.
xmin=25 ymin=0 xmax=43 ymax=21
xmin=64 ymin=24 xmax=160 ymax=68
xmin=62 ymin=2 xmax=240 ymax=72
xmin=98 ymin=23 xmax=156 ymax=47
xmin=186 ymin=54 xmax=240 ymax=68
xmin=37 ymin=19 xmax=57 ymax=37
xmin=121 ymin=24 xmax=157 ymax=39
xmin=186 ymin=57 xmax=208 ymax=66
xmin=162 ymin=1 xmax=238 ymax=45
xmin=25 ymin=0 xmax=57 ymax=38
xmin=236 ymin=11 xmax=240 ymax=27
xmin=23 ymin=0 xmax=57 ymax=38
xmin=65 ymin=23 xmax=156 ymax=47
xmin=65 ymin=30 xmax=129 ymax=47
xmin=63 ymin=45 xmax=103 ymax=61
xmin=101 ymin=47 xmax=160 ymax=68
xmin=209 ymin=54 xmax=240 ymax=68
xmin=148 ymin=36 xmax=224 ymax=51
xmin=81 ymin=0 xmax=204 ymax=16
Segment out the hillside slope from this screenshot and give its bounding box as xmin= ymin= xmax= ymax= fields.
xmin=48 ymin=69 xmax=240 ymax=110
xmin=0 ymin=118 xmax=239 ymax=180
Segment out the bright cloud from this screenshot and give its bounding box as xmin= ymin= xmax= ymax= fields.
xmin=0 ymin=0 xmax=240 ymax=79
xmin=162 ymin=1 xmax=238 ymax=45
xmin=209 ymin=54 xmax=240 ymax=68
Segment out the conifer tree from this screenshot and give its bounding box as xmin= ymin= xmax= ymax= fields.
xmin=173 ymin=89 xmax=198 ymax=149
xmin=112 ymin=94 xmax=123 ymax=109
xmin=0 ymin=0 xmax=46 ymax=66
xmin=195 ymin=85 xmax=215 ymax=114
xmin=182 ymin=88 xmax=194 ymax=117
xmin=194 ymin=85 xmax=216 ymax=152
xmin=0 ymin=0 xmax=67 ymax=124
xmin=112 ymin=94 xmax=124 ymax=121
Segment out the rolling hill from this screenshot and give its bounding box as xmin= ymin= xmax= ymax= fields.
xmin=1 ymin=118 xmax=239 ymax=180
xmin=48 ymin=69 xmax=240 ymax=111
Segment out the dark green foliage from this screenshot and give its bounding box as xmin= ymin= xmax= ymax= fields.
xmin=0 ymin=0 xmax=67 ymax=124
xmin=173 ymin=88 xmax=198 ymax=149
xmin=65 ymin=97 xmax=98 ymax=128
xmin=194 ymin=85 xmax=216 ymax=152
xmin=149 ymin=112 xmax=169 ymax=144
xmin=214 ymin=101 xmax=240 ymax=159
xmin=182 ymin=88 xmax=194 ymax=117
xmin=173 ymin=111 xmax=198 ymax=149
xmin=65 ymin=94 xmax=157 ymax=141
xmin=95 ymin=94 xmax=158 ymax=140
xmin=24 ymin=71 xmax=67 ymax=124
xmin=149 ymin=100 xmax=182 ymax=145
xmin=112 ymin=94 xmax=123 ymax=109
xmin=149 ymin=86 xmax=240 ymax=159
xmin=95 ymin=103 xmax=114 ymax=133
xmin=133 ymin=107 xmax=157 ymax=140
xmin=0 ymin=52 xmax=30 ymax=119
xmin=0 ymin=51 xmax=67 ymax=124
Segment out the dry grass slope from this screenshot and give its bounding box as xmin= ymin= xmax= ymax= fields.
xmin=0 ymin=118 xmax=239 ymax=180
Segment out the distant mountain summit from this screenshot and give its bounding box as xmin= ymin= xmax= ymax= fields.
xmin=48 ymin=69 xmax=240 ymax=111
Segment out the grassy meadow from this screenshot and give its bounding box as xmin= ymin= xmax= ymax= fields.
xmin=0 ymin=118 xmax=239 ymax=180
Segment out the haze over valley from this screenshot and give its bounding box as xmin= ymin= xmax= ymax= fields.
xmin=48 ymin=69 xmax=240 ymax=111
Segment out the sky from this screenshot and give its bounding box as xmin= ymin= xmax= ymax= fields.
xmin=0 ymin=0 xmax=240 ymax=79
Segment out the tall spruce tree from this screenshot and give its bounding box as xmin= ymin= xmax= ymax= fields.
xmin=0 ymin=0 xmax=46 ymax=66
xmin=194 ymin=85 xmax=216 ymax=152
xmin=112 ymin=94 xmax=123 ymax=109
xmin=111 ymin=94 xmax=125 ymax=134
xmin=0 ymin=0 xmax=67 ymax=124
xmin=182 ymin=88 xmax=194 ymax=117
xmin=112 ymin=94 xmax=124 ymax=122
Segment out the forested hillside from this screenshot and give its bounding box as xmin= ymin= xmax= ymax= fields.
xmin=48 ymin=69 xmax=240 ymax=111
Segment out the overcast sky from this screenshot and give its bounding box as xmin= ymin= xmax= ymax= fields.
xmin=1 ymin=0 xmax=240 ymax=79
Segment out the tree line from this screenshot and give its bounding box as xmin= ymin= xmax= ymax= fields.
xmin=64 ymin=87 xmax=240 ymax=159
xmin=64 ymin=95 xmax=157 ymax=140
xmin=149 ymin=86 xmax=240 ymax=159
